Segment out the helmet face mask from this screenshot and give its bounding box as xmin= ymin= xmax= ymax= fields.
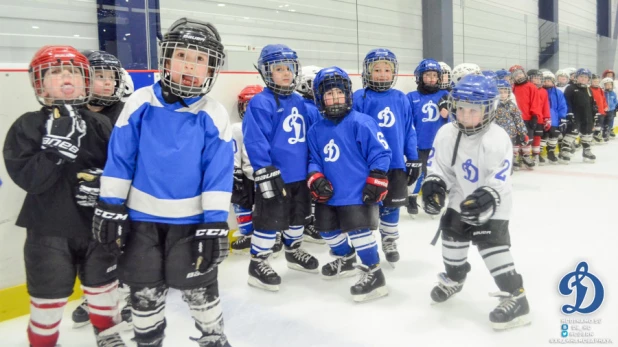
xmin=362 ymin=49 xmax=398 ymax=92
xmin=237 ymin=84 xmax=263 ymax=120
xmin=313 ymin=67 xmax=353 ymax=120
xmin=449 ymin=74 xmax=499 ymax=136
xmin=601 ymin=77 xmax=614 ymax=90
xmin=415 ymin=59 xmax=442 ymax=93
xmin=438 ymin=62 xmax=452 ymax=89
xmin=257 ymin=44 xmax=300 ymax=96
xmin=84 ymin=51 xmax=126 ymax=107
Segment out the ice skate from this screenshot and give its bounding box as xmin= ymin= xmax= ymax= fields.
xmin=248 ymin=253 xmax=281 ymax=292
xmin=430 ymin=272 xmax=465 ymax=304
xmin=489 ymin=288 xmax=531 ymax=331
xmin=303 ymin=223 xmax=325 ymax=244
xmin=350 ymin=264 xmax=388 ymax=302
xmin=583 ymin=148 xmax=596 ymax=163
xmin=285 ymin=240 xmax=319 ymax=273
xmin=381 ymin=235 xmax=400 ymax=268
xmin=321 ymin=249 xmax=357 ymax=279
xmin=230 ymin=234 xmax=251 ymax=255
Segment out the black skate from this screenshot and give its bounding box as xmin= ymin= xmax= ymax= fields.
xmin=537 ymin=155 xmax=546 ymax=166
xmin=350 ymin=264 xmax=388 ymax=302
xmin=546 ymin=151 xmax=558 ymax=165
xmin=521 ymin=155 xmax=535 ymax=169
xmin=321 ymin=249 xmax=357 ymax=279
xmin=72 ymin=299 xmax=90 ymax=328
xmin=230 ymin=234 xmax=251 ymax=255
xmin=574 ymin=141 xmax=582 ymax=151
xmin=583 ymin=148 xmax=596 ymax=163
xmin=95 ymin=326 xmax=127 ymax=347
xmin=610 ymin=131 xmax=616 ymax=139
xmin=512 ymin=158 xmax=521 ymax=171
xmin=430 ymin=272 xmax=465 ymax=303
xmin=558 ymin=151 xmax=570 ymax=164
xmin=285 ymin=240 xmax=319 ymax=273
xmin=407 ymin=195 xmax=419 ymax=217
xmin=248 ymin=253 xmax=281 ymax=292
xmin=119 ymin=294 xmax=133 ymax=330
xmin=272 ymin=232 xmax=282 ymax=258
xmin=381 ymin=235 xmax=400 ymax=267
xmin=190 ymin=333 xmax=231 ymax=347
xmin=303 ymin=223 xmax=325 ymax=244
xmin=489 ymin=288 xmax=531 ymax=330
xmin=134 ymin=336 xmax=163 ymax=347
xmin=593 ymin=133 xmax=605 ymax=145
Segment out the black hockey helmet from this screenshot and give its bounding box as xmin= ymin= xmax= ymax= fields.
xmin=82 ymin=50 xmax=125 ymax=106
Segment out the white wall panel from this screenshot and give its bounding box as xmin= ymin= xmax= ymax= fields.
xmin=559 ymin=0 xmax=597 ymax=33
xmin=558 ymin=0 xmax=598 ymax=71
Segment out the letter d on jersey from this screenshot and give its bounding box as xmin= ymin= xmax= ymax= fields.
xmin=421 ymin=100 xmax=440 ymax=122
xmin=377 ymin=107 xmax=396 ymax=127
xmin=324 ymin=139 xmax=340 ymax=162
xmin=283 ymin=107 xmax=306 ymax=144
xmin=559 ymin=262 xmax=605 ymax=314
xmin=462 ymin=159 xmax=479 ymax=183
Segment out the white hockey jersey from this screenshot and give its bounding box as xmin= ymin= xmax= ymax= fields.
xmin=427 ymin=123 xmax=513 ymax=220
xmin=231 ymin=122 xmax=254 ymax=180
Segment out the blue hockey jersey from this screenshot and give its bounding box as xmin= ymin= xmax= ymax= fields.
xmin=99 ymin=82 xmax=233 ymax=225
xmin=243 ymin=88 xmax=318 ymax=183
xmin=308 ymin=110 xmax=391 ymax=206
xmin=545 ymin=86 xmax=567 ymax=126
xmin=352 ymin=88 xmax=418 ymax=170
xmin=407 ymin=90 xmax=449 ymax=149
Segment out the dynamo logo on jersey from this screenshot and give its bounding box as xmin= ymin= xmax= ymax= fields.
xmin=462 ymin=159 xmax=478 ymax=183
xmin=421 ymin=100 xmax=441 ymax=122
xmin=559 ymin=262 xmax=605 ymax=314
xmin=232 ymin=139 xmax=238 ymax=154
xmin=324 ymin=139 xmax=340 ymax=162
xmin=377 ymin=107 xmax=396 ymax=127
xmin=283 ymin=107 xmax=306 ymax=144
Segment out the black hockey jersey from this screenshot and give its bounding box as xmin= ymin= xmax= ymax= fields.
xmin=94 ymin=101 xmax=125 ymax=125
xmin=563 ymin=84 xmax=597 ymax=123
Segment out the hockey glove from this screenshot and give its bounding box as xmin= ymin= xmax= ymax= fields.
xmin=233 ymin=167 xmax=244 ymax=193
xmin=460 ymin=186 xmax=501 ymax=226
xmin=516 ymin=133 xmax=529 ymax=146
xmin=559 ymin=118 xmax=568 ymax=134
xmin=191 ymin=222 xmax=230 ymax=273
xmin=75 ymin=168 xmax=103 ymax=207
xmin=254 ymin=166 xmax=286 ymax=200
xmin=405 ymin=159 xmax=422 ymax=186
xmin=41 ymin=105 xmax=86 ymax=163
xmin=307 ymin=171 xmax=333 ymax=203
xmin=529 ymin=115 xmax=539 ymax=129
xmin=362 ymin=170 xmax=388 ymax=204
xmin=92 ymin=201 xmax=130 ymax=255
xmin=421 ymin=175 xmax=446 ymax=215
xmin=544 ymin=117 xmax=552 ymax=132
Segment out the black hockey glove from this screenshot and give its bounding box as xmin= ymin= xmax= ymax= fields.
xmin=233 ymin=167 xmax=244 ymax=193
xmin=362 ymin=170 xmax=389 ymax=204
xmin=307 ymin=171 xmax=333 ymax=203
xmin=529 ymin=115 xmax=539 ymax=129
xmin=405 ymin=159 xmax=422 ymax=186
xmin=421 ymin=175 xmax=446 ymax=215
xmin=559 ymin=118 xmax=568 ymax=134
xmin=41 ymin=105 xmax=86 ymax=163
xmin=75 ymin=168 xmax=103 ymax=207
xmin=516 ymin=133 xmax=529 ymax=146
xmin=92 ymin=201 xmax=130 ymax=255
xmin=254 ymin=166 xmax=286 ymax=200
xmin=191 ymin=222 xmax=230 ymax=273
xmin=460 ymin=186 xmax=501 ymax=226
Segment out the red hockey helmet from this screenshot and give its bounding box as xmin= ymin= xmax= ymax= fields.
xmin=237 ymin=85 xmax=264 ymax=119
xmin=602 ymin=69 xmax=615 ymax=79
xmin=29 ymin=45 xmax=91 ymax=106
xmin=509 ymin=64 xmax=524 ymax=73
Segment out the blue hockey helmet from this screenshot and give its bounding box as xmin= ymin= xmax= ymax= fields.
xmin=362 ymin=48 xmax=398 ymax=92
xmin=415 ymin=58 xmax=442 ymax=92
xmin=313 ymin=66 xmax=353 ymax=120
xmin=495 ymin=69 xmax=510 ymax=80
xmin=257 ymin=44 xmax=300 ymax=96
xmin=481 ymin=70 xmax=498 ymax=80
xmin=450 ymin=74 xmax=499 ymax=135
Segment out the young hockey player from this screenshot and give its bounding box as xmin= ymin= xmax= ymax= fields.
xmin=527 ymin=69 xmax=551 ymax=165
xmin=555 ymin=70 xmax=569 ymax=91
xmin=602 ymin=77 xmax=617 ymax=141
xmin=438 ymin=62 xmax=452 ymax=90
xmin=422 ymin=74 xmax=530 ymax=331
xmin=590 ymin=74 xmax=608 ymax=144
xmin=510 ymin=66 xmax=542 ymax=169
xmin=602 ymin=70 xmax=617 ymax=138
xmin=3 ymin=45 xmax=125 ymax=346
xmin=307 ymin=66 xmax=392 ymax=301
xmin=230 ymin=85 xmax=263 ymax=255
xmin=562 ymin=68 xmax=598 ymax=163
xmin=495 ymin=69 xmax=511 ymax=81
xmin=541 ymin=71 xmax=568 ymax=164
xmin=120 ymin=68 xmax=134 ymax=101
xmin=406 ymin=59 xmax=448 ymax=217
xmin=94 ymin=18 xmax=233 ymax=347
xmin=494 ymin=80 xmax=527 ymax=170
xmin=352 ymin=48 xmax=421 ymax=266
xmin=242 ymin=44 xmax=320 ymax=291
xmin=296 ymin=65 xmax=325 ymax=244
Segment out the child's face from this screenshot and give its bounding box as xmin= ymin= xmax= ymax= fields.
xmin=92 ymin=69 xmax=116 ymax=97
xmin=605 ymin=82 xmax=613 ymax=90
xmin=498 ymin=89 xmax=510 ymax=101
xmin=371 ymin=61 xmax=394 ymax=83
xmin=166 ymin=48 xmax=211 ymax=88
xmin=41 ymin=65 xmax=86 ymax=101
xmin=592 ymin=79 xmax=600 ymax=87
xmin=576 ymin=75 xmax=589 ymax=85
xmin=557 ymin=75 xmax=568 ymax=85
xmin=323 ymin=88 xmax=346 ymax=106
xmin=456 ymin=102 xmax=483 ymax=128
xmin=270 ymin=62 xmax=294 ymax=87
xmin=543 ymin=78 xmax=555 ymax=88
xmin=607 ymin=72 xmax=615 ymax=79
xmin=530 ymin=75 xmax=541 ymax=86
xmin=423 ymin=71 xmax=439 ymax=86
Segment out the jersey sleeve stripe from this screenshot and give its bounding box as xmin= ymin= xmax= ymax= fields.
xmin=201 ymin=191 xmax=232 ymax=212
xmin=126 ymin=186 xmax=202 ymax=218
xmin=100 ymin=176 xmax=132 ymax=201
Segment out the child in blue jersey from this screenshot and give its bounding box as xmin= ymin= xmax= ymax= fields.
xmin=307 ymin=66 xmax=391 ymax=301
xmin=541 ymin=71 xmax=568 ymax=164
xmin=406 ymin=59 xmax=449 ymax=217
xmin=602 ymin=77 xmax=617 ymax=141
xmin=93 ymin=18 xmax=233 ymax=347
xmin=352 ymin=48 xmax=421 ymax=266
xmin=242 ymin=44 xmax=321 ymax=292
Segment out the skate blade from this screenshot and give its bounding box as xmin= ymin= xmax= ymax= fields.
xmin=492 ymin=314 xmax=531 ymax=331
xmin=387 ymin=261 xmax=397 ymax=269
xmin=247 ymin=277 xmax=280 ymax=292
xmin=558 ymin=159 xmax=570 ymax=165
xmin=322 ymin=269 xmax=358 ymax=280
xmin=287 ymin=262 xmax=319 ymax=274
xmin=408 ymin=214 xmax=417 ymax=219
xmin=353 ymin=286 xmax=389 ymax=302
xmin=272 ymin=250 xmax=282 ymax=258
xmin=303 ymin=237 xmax=326 ymax=245
xmin=230 ymin=248 xmax=250 ymax=255
xmin=72 ymin=320 xmax=91 ymax=329
xmin=548 ymin=161 xmax=559 ymax=165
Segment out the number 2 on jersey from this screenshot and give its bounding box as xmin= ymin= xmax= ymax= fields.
xmin=427 ymin=147 xmax=435 ymax=167
xmin=495 ymin=159 xmax=510 ymax=181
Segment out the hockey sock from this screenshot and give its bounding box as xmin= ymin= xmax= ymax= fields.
xmin=441 ymin=233 xmax=471 ymax=282
xmin=532 ymin=135 xmax=542 ymax=155
xmin=581 ymin=134 xmax=593 ymax=148
xmin=320 ymin=230 xmax=352 ymax=256
xmin=349 ymin=229 xmax=379 ymax=267
xmin=283 ymin=225 xmax=304 ymax=247
xmin=478 ymin=243 xmax=522 ymax=292
xmin=131 ymin=285 xmax=168 ymax=344
xmin=180 ymin=282 xmax=227 ymax=344
xmin=28 ymin=296 xmax=68 ymax=347
xmin=521 ymin=144 xmax=532 ymax=156
xmin=379 ymin=206 xmax=399 ymax=240
xmin=83 ymin=280 xmax=121 ymax=332
xmin=233 ymin=204 xmax=254 ymax=236
xmin=250 ymin=229 xmax=277 ymax=256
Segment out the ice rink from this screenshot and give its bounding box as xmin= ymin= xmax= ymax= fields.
xmin=1 ymin=142 xmax=617 ymax=347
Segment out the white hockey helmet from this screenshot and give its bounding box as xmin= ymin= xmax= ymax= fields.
xmin=601 ymin=77 xmax=614 ymax=88
xmin=297 ymin=65 xmax=322 ymax=98
xmin=438 ymin=61 xmax=452 ymax=89
xmin=542 ymin=70 xmax=556 ymax=83
xmin=563 ymin=67 xmax=577 ymax=78
xmin=121 ymin=68 xmax=134 ymax=100
xmin=452 ymin=63 xmax=481 ymax=83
